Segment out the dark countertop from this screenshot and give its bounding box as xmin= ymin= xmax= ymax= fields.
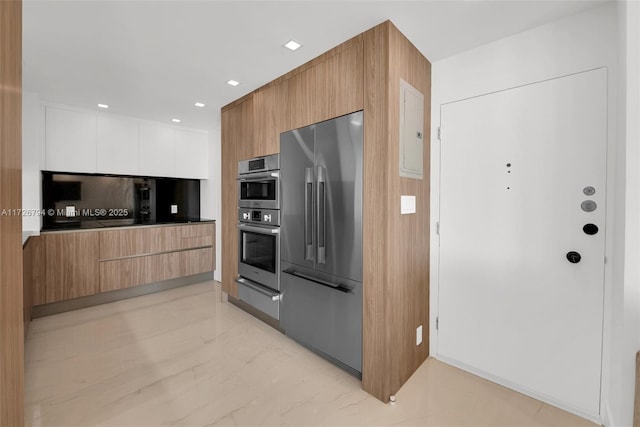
xmin=41 ymin=218 xmax=215 ymax=232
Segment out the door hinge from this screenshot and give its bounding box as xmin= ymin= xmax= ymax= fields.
xmin=437 ymin=126 xmax=441 ymax=141
xmin=436 ymin=316 xmax=439 ymax=331
xmin=436 ymin=222 xmax=440 ymax=235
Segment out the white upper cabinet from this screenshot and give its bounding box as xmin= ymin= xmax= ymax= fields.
xmin=45 ymin=107 xmax=97 ymax=173
xmin=139 ymin=122 xmax=175 ymax=177
xmin=44 ymin=105 xmax=209 ymax=179
xmin=175 ymin=129 xmax=209 ymax=179
xmin=97 ymin=115 xmax=140 ymax=175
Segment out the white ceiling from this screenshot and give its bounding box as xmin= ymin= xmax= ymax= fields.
xmin=23 ymin=0 xmax=608 ymax=131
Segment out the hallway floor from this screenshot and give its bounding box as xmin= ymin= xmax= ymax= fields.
xmin=24 ymin=281 xmax=595 ymax=426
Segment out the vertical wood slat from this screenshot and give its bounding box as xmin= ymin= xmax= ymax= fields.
xmin=362 ymin=22 xmax=390 ymax=402
xmin=0 ymin=0 xmax=24 ymax=424
xmin=45 ymin=232 xmax=100 ymax=303
xmin=385 ymin=23 xmax=431 ymax=395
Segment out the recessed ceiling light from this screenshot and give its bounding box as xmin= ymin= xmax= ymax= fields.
xmin=194 ymin=102 xmax=205 ymax=108
xmin=172 ymin=118 xmax=181 ymax=123
xmin=227 ymin=80 xmax=240 ymax=87
xmin=97 ymin=104 xmax=109 ymax=109
xmin=284 ymin=40 xmax=302 ymax=51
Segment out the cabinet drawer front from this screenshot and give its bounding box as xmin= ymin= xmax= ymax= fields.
xmin=100 ymin=247 xmax=213 ymax=292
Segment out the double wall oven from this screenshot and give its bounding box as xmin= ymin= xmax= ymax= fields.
xmin=236 ymin=154 xmax=281 ymax=320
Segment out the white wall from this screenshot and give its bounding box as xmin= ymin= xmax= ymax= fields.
xmin=201 ymin=111 xmax=222 ymax=282
xmin=609 ymin=1 xmax=640 ymax=426
xmin=22 ymin=91 xmax=43 ymax=233
xmin=430 ymin=3 xmax=620 ymax=424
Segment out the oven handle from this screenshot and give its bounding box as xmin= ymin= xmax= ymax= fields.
xmin=237 ymin=171 xmax=279 ymax=181
xmin=236 ymin=277 xmax=281 ymax=301
xmin=238 ymin=223 xmax=280 ymax=234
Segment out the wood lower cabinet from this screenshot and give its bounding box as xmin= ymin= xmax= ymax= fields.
xmin=45 ymin=231 xmax=100 ymax=303
xmin=99 ymin=247 xmax=214 ymax=292
xmin=38 ymin=223 xmax=215 ymax=303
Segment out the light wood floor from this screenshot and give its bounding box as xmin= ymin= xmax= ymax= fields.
xmin=24 ymin=281 xmax=596 ymax=426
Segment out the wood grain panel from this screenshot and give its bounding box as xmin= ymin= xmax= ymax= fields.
xmin=635 ymin=351 xmax=640 ymax=427
xmin=99 ymin=246 xmax=213 ymax=292
xmin=288 ymin=66 xmax=317 ymax=130
xmin=180 ymin=223 xmax=215 ymax=239
xmin=386 ymin=22 xmax=431 ymax=396
xmin=23 ymin=236 xmax=44 ymax=335
xmin=29 ymin=236 xmax=46 ymax=306
xmin=180 ymin=235 xmax=213 ymax=249
xmin=253 ymin=81 xmax=289 ymax=156
xmin=315 ymin=40 xmax=364 ymax=123
xmin=222 ymin=34 xmax=363 ymax=112
xmin=0 ymin=2 xmax=24 ymax=421
xmin=362 ymin=22 xmax=390 ymax=402
xmin=99 ymin=255 xmax=157 ymax=292
xmin=45 ymin=231 xmax=100 ymax=303
xmin=221 ymin=98 xmax=253 ymax=298
xmin=182 ymin=247 xmax=214 ymax=276
xmin=361 ymin=20 xmax=431 ymax=402
xmin=235 ymin=98 xmax=255 ymax=162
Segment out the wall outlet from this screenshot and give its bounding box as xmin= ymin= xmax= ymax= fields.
xmin=416 ymin=325 xmax=423 ymax=346
xmin=171 ymin=204 xmax=178 ymax=214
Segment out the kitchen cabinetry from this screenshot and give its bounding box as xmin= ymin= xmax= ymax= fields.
xmin=97 ymin=114 xmax=140 ymax=175
xmin=45 ymin=106 xmax=97 ymax=173
xmin=253 ymin=81 xmax=289 ymax=156
xmin=99 ymin=223 xmax=214 ymax=292
xmin=175 ymin=129 xmax=209 ymax=179
xmin=221 ymin=22 xmax=431 ymax=404
xmin=220 ymin=102 xmax=248 ymax=298
xmin=44 ymin=231 xmax=100 ymax=303
xmin=139 ymin=122 xmax=175 ymax=177
xmin=288 ymin=40 xmax=363 ymax=130
xmin=43 ymin=105 xmax=208 ymax=179
xmin=35 ymin=223 xmax=215 ymax=305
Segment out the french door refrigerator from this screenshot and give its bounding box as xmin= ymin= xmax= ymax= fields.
xmin=280 ymin=110 xmax=363 ymax=376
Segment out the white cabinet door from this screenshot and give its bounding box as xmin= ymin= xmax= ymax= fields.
xmin=97 ymin=115 xmax=139 ymax=175
xmin=139 ymin=123 xmax=175 ymax=177
xmin=45 ymin=107 xmax=97 ymax=173
xmin=175 ymin=129 xmax=208 ymax=179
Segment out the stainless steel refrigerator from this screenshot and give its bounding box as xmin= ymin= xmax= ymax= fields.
xmin=280 ymin=110 xmax=363 ymax=376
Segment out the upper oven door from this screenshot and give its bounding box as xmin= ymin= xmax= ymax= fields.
xmin=238 ymin=171 xmax=280 ymax=209
xmin=238 ymin=223 xmax=280 ymax=290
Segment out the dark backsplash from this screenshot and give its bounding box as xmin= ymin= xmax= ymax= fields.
xmin=42 ymin=172 xmax=200 ymax=229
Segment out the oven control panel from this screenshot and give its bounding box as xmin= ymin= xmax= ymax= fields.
xmin=238 ymin=208 xmax=280 ymax=226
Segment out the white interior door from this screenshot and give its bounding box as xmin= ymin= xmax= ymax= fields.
xmin=438 ymin=68 xmax=607 ymax=419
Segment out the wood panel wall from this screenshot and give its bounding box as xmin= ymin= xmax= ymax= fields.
xmin=362 ymin=21 xmax=433 ymax=402
xmin=384 ymin=22 xmax=431 ymax=397
xmin=0 ymin=0 xmax=24 ymax=424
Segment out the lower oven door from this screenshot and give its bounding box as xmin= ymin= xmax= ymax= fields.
xmin=238 ymin=223 xmax=280 ymax=290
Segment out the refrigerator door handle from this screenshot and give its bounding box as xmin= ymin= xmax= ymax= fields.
xmin=317 ymin=166 xmax=326 ymax=264
xmin=282 ymin=269 xmax=351 ymax=293
xmin=305 ymin=168 xmax=314 ymax=261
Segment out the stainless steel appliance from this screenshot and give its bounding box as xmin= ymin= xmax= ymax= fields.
xmin=236 ymin=154 xmax=282 ymax=320
xmin=280 ymin=111 xmax=363 ymax=376
xmin=238 ymin=154 xmax=280 ymax=210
